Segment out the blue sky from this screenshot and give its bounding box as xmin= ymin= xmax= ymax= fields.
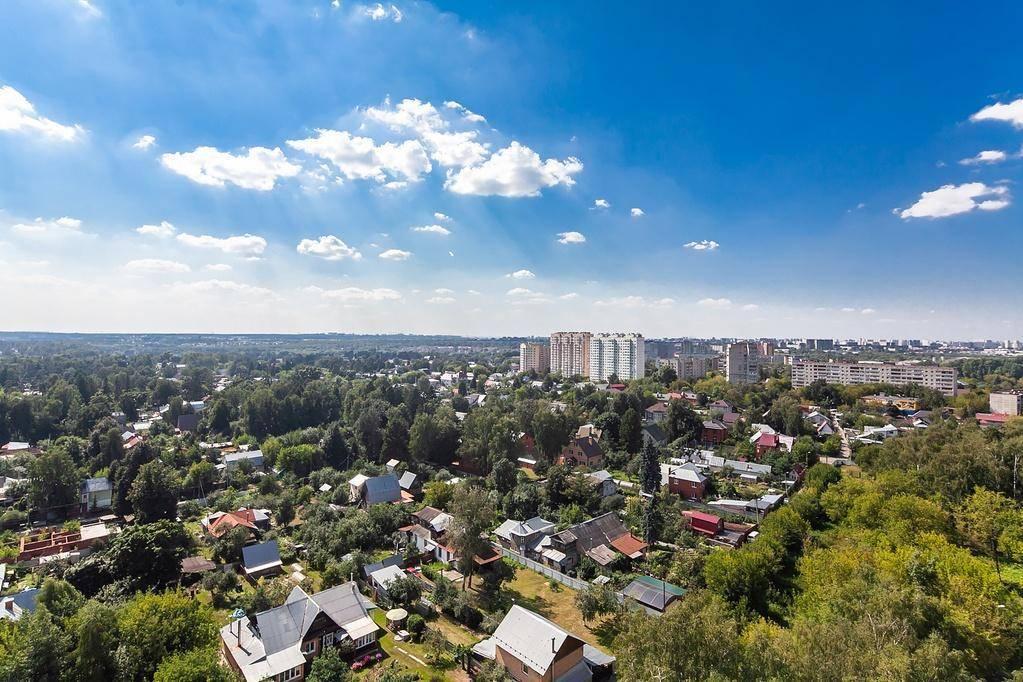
xmin=2 ymin=1 xmax=1023 ymax=338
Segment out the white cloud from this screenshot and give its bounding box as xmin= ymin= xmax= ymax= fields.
xmin=557 ymin=231 xmax=586 ymax=244
xmin=74 ymin=0 xmax=102 ymax=18
xmin=160 ymin=146 xmax=300 ymax=190
xmin=171 ymin=279 xmax=275 ymax=298
xmin=177 ymin=232 xmax=267 ymax=257
xmin=506 ymin=269 xmax=535 ymax=280
xmin=559 ymin=292 xmax=579 ymax=300
xmin=960 ymin=150 xmax=1007 ymax=165
xmin=296 ymin=235 xmax=362 ymax=261
xmin=287 ymin=129 xmax=431 ymax=184
xmin=899 ymin=182 xmax=1011 ymax=219
xmin=136 ymin=221 xmax=176 ymax=238
xmin=444 ymin=100 xmax=487 ymax=123
xmin=124 ymin=259 xmax=190 ymax=274
xmin=741 ymin=303 xmax=760 ymax=311
xmin=444 ymin=141 xmax=583 ymax=197
xmin=204 ymin=263 xmax=232 ymax=272
xmin=11 ymin=216 xmax=87 ymax=237
xmin=378 ymin=248 xmax=412 ymax=261
xmin=861 ymin=308 xmax=876 ymax=315
xmin=364 ymin=97 xmax=445 ymax=134
xmin=841 ymin=307 xmax=857 ymax=313
xmin=971 ymin=98 xmax=1023 ymax=129
xmin=506 ymin=288 xmax=550 ymax=305
xmin=630 ymin=207 xmax=645 ymax=217
xmin=133 ymin=134 xmax=156 ymax=150
xmin=593 ymin=198 xmax=610 ymax=209
xmin=411 ymin=224 xmax=451 ymax=236
xmin=467 ymin=289 xmax=481 ymax=295
xmin=697 ymin=297 xmax=732 ymax=309
xmin=362 ymin=98 xmax=489 ymax=167
xmin=434 ymin=212 xmax=452 ymax=222
xmin=421 ymin=130 xmax=489 ymax=167
xmin=0 ymin=85 xmax=84 ymax=141
xmin=309 ymin=286 xmax=402 ymax=302
xmin=684 ymin=240 xmax=720 ymax=251
xmin=362 ymin=3 xmax=402 ymax=22
xmin=596 ymin=296 xmax=675 ymax=308
xmin=434 ymin=288 xmax=454 ymax=294
xmin=426 ymin=296 xmax=456 ymax=304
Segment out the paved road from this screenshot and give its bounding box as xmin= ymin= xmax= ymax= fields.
xmin=830 ymin=409 xmax=853 ymax=460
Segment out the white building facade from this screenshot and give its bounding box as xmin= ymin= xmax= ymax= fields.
xmin=589 ymin=333 xmax=645 ymax=381
xmin=791 ymin=360 xmax=957 ymax=397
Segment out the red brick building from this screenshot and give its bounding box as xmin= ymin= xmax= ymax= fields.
xmin=558 ymin=435 xmax=603 ymax=468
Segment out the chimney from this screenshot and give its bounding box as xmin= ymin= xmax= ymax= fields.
xmin=235 ymin=618 xmax=241 ymax=646
xmin=551 ymin=637 xmax=556 ymax=653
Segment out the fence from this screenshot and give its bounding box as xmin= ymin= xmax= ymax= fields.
xmin=497 ymin=546 xmax=589 ymax=591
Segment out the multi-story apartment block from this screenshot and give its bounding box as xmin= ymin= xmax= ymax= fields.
xmin=589 ymin=333 xmax=645 ymax=381
xmin=657 ymin=353 xmax=720 ymax=380
xmin=989 ymin=390 xmax=1023 ymax=416
xmin=549 ymin=332 xmax=591 ymax=378
xmin=791 ymin=360 xmax=957 ymax=397
xmin=518 ymin=342 xmax=550 ymax=374
xmin=725 ymin=342 xmax=763 ymax=384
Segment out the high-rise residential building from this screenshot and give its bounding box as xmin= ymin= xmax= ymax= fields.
xmin=791 ymin=360 xmax=958 ymax=397
xmin=550 ymin=332 xmax=592 ymax=377
xmin=589 ymin=333 xmax=645 ymax=381
xmin=518 ymin=342 xmax=550 ymax=374
xmin=989 ymin=390 xmax=1023 ymax=416
xmin=657 ymin=353 xmax=720 ymax=380
xmin=725 ymin=342 xmax=763 ymax=384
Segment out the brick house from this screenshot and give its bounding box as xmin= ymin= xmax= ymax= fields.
xmin=701 ymin=420 xmax=727 ymax=446
xmin=558 ymin=436 xmax=603 ymax=468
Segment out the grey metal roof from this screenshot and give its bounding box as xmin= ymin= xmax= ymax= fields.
xmin=252 ymin=582 xmax=372 ymax=658
xmin=492 ymin=605 xmax=580 ymax=675
xmin=242 ymin=540 xmax=281 ymax=570
xmin=362 ymin=474 xmax=402 ymax=504
xmin=362 ymin=553 xmax=403 ymax=578
xmin=398 ymin=471 xmax=417 ymax=490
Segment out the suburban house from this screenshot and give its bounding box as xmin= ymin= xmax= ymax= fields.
xmin=682 ymin=510 xmax=755 ymax=549
xmin=0 ymin=442 xmax=41 ymax=459
xmin=398 ymin=471 xmax=419 ymax=496
xmin=544 ymin=512 xmax=647 ymax=571
xmin=558 ymin=436 xmax=604 ymax=468
xmin=223 ymin=449 xmax=264 ymax=472
xmin=80 ymin=477 xmax=113 ymax=513
xmin=494 ymin=516 xmax=556 ymax=559
xmin=241 ymin=540 xmax=283 ymax=579
xmin=701 ymin=420 xmax=728 ymax=445
xmin=622 ymin=575 xmax=685 ymax=615
xmin=752 ymin=431 xmax=780 ymax=458
xmin=220 ymin=582 xmax=379 ymax=682
xmin=643 ymin=402 xmax=668 ymax=424
xmin=517 ymin=432 xmax=538 ymax=457
xmin=349 ymin=473 xmax=403 ymax=507
xmin=17 ymin=523 xmax=113 ymax=562
xmin=471 ymin=605 xmax=615 ymax=681
xmin=403 ymin=506 xmax=457 ymax=563
xmin=0 ymin=588 xmax=39 ymax=622
xmin=585 ymin=470 xmax=618 ymax=498
xmin=660 ymin=463 xmax=708 ymax=500
xmin=176 ymin=413 xmax=200 ymax=433
xmin=641 ymin=424 xmax=667 ymax=448
xmin=205 ymin=508 xmax=271 ymax=539
xmin=976 ymin=413 xmax=1012 ymax=428
xmin=368 ymin=563 xmax=406 ymax=600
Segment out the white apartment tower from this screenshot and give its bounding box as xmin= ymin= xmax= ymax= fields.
xmin=589 ymin=333 xmax=646 ymax=382
xmin=550 ymin=332 xmax=592 ymax=378
xmin=725 ymin=342 xmax=763 ymax=384
xmin=518 ymin=342 xmax=550 ymax=374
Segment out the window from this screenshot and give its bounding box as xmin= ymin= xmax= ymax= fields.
xmin=322 ymin=631 xmax=335 ymax=648
xmin=301 ymin=639 xmax=315 ymax=655
xmin=279 ymin=667 xmax=302 ymax=682
xmin=522 ymin=661 xmax=530 ymax=674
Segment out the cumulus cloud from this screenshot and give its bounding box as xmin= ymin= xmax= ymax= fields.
xmin=971 ymin=98 xmax=1023 ymax=128
xmin=426 ymin=296 xmax=456 ymax=304
xmin=444 ymin=100 xmax=486 ymax=123
xmin=444 ymin=141 xmax=583 ymax=197
xmin=362 ymin=3 xmax=402 ymax=22
xmin=506 ymin=288 xmax=550 ymax=305
xmin=506 ymin=269 xmax=535 ymax=280
xmin=421 ymin=130 xmax=490 ymax=167
xmin=630 ymin=207 xmax=645 ymax=217
xmin=133 ymin=134 xmax=156 ymax=150
xmin=434 ymin=212 xmax=452 ymax=222
xmin=362 ymin=98 xmax=489 ymax=167
xmin=684 ymin=240 xmax=720 ymax=251
xmin=411 ymin=224 xmax=451 ymax=236
xmin=960 ymin=150 xmax=1007 ymax=165
xmin=308 ymin=286 xmax=402 ymax=302
xmin=124 ymin=259 xmax=190 ymax=274
xmin=296 ymin=235 xmax=362 ymax=261
xmin=160 ymin=146 xmax=300 ymax=190
xmin=204 ymin=263 xmax=232 ymax=272
xmin=697 ymin=297 xmax=732 ymax=309
xmin=742 ymin=303 xmax=760 ymax=311
xmin=12 ymin=216 xmax=88 ymax=237
xmin=0 ymin=85 xmax=84 ymax=141
xmin=899 ymin=182 xmax=1010 ymax=219
xmin=434 ymin=288 xmax=454 ymax=294
xmin=136 ymin=221 xmax=176 ymax=238
xmin=595 ymin=296 xmax=675 ymax=308
xmin=557 ymin=231 xmax=586 ymax=244
xmin=378 ymin=248 xmax=412 ymax=261
xmin=287 ymin=129 xmax=431 ymax=184
xmin=176 ymin=233 xmax=267 ymax=257
xmin=861 ymin=308 xmax=876 ymax=315
xmin=559 ymin=292 xmax=579 ymax=300
xmin=593 ymin=198 xmax=610 ymax=209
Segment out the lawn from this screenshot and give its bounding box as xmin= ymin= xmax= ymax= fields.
xmin=366 ymin=608 xmax=469 ymax=681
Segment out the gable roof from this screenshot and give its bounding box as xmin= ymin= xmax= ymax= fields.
xmin=398 ymin=471 xmax=417 ymax=490
xmin=552 ymin=512 xmax=632 ymax=553
xmin=242 ymin=540 xmax=281 ymax=572
xmin=82 ymin=477 xmax=112 ymax=494
xmin=492 ymin=605 xmax=582 ymax=675
xmin=209 ymin=510 xmax=258 ymax=537
xmin=362 ymin=474 xmax=402 ymax=504
xmin=623 ymin=575 xmax=685 ymax=612
xmin=251 ymin=582 xmax=376 ymax=659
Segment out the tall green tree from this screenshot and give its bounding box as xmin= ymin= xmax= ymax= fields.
xmin=29 ymin=448 xmax=79 ymax=515
xmin=620 ymin=407 xmax=643 ymax=454
xmin=448 ymin=484 xmax=495 ymax=588
xmin=640 ymin=440 xmax=661 ymax=494
xmin=128 ymin=460 xmax=179 ymax=523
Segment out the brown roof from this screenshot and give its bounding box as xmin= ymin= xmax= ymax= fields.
xmin=414 ymin=506 xmax=446 ymax=523
xmin=609 ymin=534 xmax=648 ymax=558
xmin=208 ymin=511 xmax=257 ymax=538
xmin=567 ymin=436 xmax=603 ymax=459
xmin=181 ymin=556 xmax=216 ymax=573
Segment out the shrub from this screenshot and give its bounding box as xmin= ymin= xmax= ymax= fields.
xmin=406 ymin=613 xmax=426 ymax=641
